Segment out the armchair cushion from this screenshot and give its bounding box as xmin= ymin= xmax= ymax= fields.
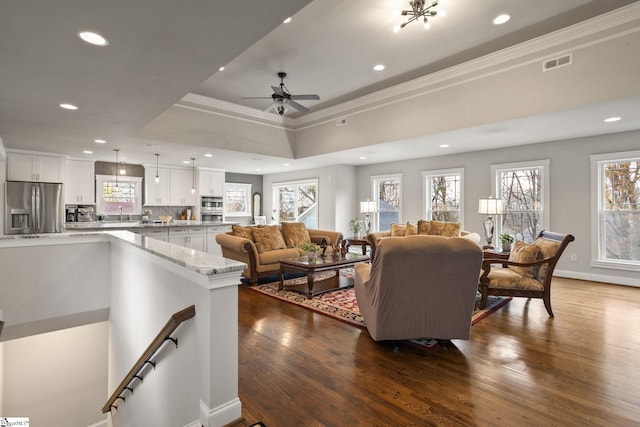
xmin=252 ymin=225 xmax=287 ymax=253
xmin=485 ymin=268 xmax=544 ymax=291
xmin=281 ymin=222 xmax=312 ymax=248
xmin=508 ymin=240 xmax=540 ymax=278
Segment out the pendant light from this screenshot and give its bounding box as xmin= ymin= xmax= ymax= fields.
xmin=154 ymin=153 xmax=160 ymax=183
xmin=113 ymin=149 xmax=120 ymax=190
xmin=191 ymin=157 xmax=196 ymax=194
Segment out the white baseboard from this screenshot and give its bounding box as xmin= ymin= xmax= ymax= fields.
xmin=554 ymin=269 xmax=640 ymax=288
xmin=198 ymin=398 xmax=242 ymax=427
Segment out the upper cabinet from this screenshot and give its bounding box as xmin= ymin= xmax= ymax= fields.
xmin=145 ymin=166 xmax=171 ymax=205
xmin=144 ymin=165 xmax=195 ymax=206
xmin=64 ymin=159 xmax=95 ymax=204
xmin=198 ymin=169 xmax=225 ymax=196
xmin=7 ymin=152 xmax=64 ymax=183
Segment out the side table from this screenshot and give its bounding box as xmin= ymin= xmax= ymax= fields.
xmin=341 ymin=237 xmax=370 ymax=255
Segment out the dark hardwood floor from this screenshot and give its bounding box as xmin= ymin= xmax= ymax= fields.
xmin=231 ymin=278 xmax=640 ymax=426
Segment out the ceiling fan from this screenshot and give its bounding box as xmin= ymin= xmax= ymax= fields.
xmin=242 ymin=72 xmax=320 ymax=115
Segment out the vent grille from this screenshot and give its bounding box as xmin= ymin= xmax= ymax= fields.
xmin=543 ymin=52 xmax=573 ymax=72
xmin=336 ymin=117 xmax=348 ymax=127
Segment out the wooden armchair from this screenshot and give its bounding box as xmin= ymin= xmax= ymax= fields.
xmin=479 ymin=231 xmax=575 ymax=317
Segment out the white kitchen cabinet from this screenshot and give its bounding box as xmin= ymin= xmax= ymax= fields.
xmin=198 ymin=169 xmax=225 ymax=196
xmin=8 ymin=152 xmax=64 ymax=183
xmin=64 ymin=159 xmax=95 ymax=204
xmin=168 ymin=226 xmax=205 ymax=252
xmin=144 ymin=166 xmax=170 ymax=206
xmin=170 ymin=168 xmax=196 ymax=206
xmin=206 ymin=225 xmax=230 ymax=256
xmin=145 ymin=227 xmax=169 ymax=242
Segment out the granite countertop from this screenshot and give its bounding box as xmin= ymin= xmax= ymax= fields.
xmin=0 ymin=230 xmax=246 ymax=277
xmin=64 ymin=220 xmax=237 ymax=230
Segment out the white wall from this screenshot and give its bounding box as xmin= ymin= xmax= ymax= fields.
xmin=356 ymin=130 xmax=640 ymax=286
xmin=2 ymin=322 xmax=108 ymax=427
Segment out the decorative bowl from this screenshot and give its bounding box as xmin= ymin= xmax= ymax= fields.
xmin=159 ymin=215 xmax=172 ymax=224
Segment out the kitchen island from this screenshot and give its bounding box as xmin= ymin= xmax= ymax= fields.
xmin=0 ymin=230 xmax=246 ymax=427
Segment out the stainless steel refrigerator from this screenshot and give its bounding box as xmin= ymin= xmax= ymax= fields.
xmin=5 ymin=181 xmax=63 ymax=234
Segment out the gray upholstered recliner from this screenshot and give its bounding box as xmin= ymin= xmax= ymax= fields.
xmin=354 ymin=235 xmax=482 ymax=342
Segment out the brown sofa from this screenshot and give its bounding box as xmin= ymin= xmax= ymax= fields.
xmin=354 ymin=235 xmax=482 ymax=341
xmin=216 ymin=223 xmax=343 ymax=284
xmin=365 ymin=220 xmax=481 ymax=261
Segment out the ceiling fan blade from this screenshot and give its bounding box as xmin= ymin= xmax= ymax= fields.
xmin=288 ymin=100 xmax=309 ymax=113
xmin=290 ymin=94 xmax=320 ymax=100
xmin=271 ymin=85 xmax=285 ymax=97
xmin=241 ymin=96 xmax=273 ymax=99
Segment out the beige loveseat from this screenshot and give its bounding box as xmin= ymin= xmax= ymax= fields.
xmin=365 ymin=220 xmax=481 ymax=261
xmin=354 ymin=235 xmax=483 ymax=341
xmin=216 ymin=223 xmax=343 ymax=284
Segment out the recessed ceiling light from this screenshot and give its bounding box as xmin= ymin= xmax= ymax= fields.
xmin=283 ymin=163 xmax=290 ymax=167
xmin=493 ymin=14 xmax=511 ymax=25
xmin=218 ymin=66 xmax=225 ymax=71
xmin=256 ymin=168 xmax=262 ymax=172
xmin=604 ymin=116 xmax=622 ymax=123
xmin=283 ymin=17 xmax=292 ymax=24
xmin=60 ymin=103 xmax=78 ymax=110
xmin=204 ymin=153 xmax=213 ymax=158
xmin=83 ymin=150 xmax=93 ymax=154
xmin=183 ymin=160 xmax=191 ymax=164
xmin=77 ymin=31 xmax=109 ymax=46
xmin=94 ymin=139 xmax=106 ymax=144
xmin=373 ymin=64 xmax=385 ymax=71
xmin=360 ymin=156 xmax=367 ymax=160
xmin=440 ymin=144 xmax=450 ymax=148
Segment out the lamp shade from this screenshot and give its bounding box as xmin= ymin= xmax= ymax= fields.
xmin=478 ymin=198 xmax=503 ymax=215
xmin=360 ymin=200 xmax=377 ymax=214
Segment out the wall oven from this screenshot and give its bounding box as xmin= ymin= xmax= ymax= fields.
xmin=201 ymin=196 xmax=223 ymax=222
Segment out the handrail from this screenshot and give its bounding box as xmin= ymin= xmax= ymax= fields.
xmin=102 ymin=305 xmax=196 ymax=413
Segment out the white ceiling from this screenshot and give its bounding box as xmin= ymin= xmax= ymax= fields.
xmin=1 ymin=0 xmax=639 ymax=174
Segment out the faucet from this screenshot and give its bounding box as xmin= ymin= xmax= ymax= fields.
xmin=118 ymin=206 xmax=123 ymax=222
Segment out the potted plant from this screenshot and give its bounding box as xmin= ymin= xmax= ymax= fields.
xmin=348 ymin=217 xmax=364 ymax=238
xmin=298 ymin=242 xmax=320 ymax=261
xmin=500 ymin=234 xmax=514 ymax=252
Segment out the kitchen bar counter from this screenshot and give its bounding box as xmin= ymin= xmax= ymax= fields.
xmin=64 ymin=220 xmax=237 ymax=230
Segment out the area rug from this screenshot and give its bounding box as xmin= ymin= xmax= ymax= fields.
xmin=248 ymin=269 xmax=511 ymax=331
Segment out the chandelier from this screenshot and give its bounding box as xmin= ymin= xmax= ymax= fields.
xmin=395 ymin=0 xmax=444 ymax=31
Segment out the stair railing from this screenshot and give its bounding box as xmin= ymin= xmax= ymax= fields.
xmin=101 ymin=304 xmax=196 ymax=413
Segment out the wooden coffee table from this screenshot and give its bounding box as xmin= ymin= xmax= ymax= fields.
xmin=279 ymin=253 xmax=370 ymax=299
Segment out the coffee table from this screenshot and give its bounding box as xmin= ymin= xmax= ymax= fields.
xmin=279 ymin=253 xmax=370 ymax=299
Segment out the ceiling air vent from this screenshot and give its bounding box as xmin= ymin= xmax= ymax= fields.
xmin=336 ymin=117 xmax=348 ymax=127
xmin=543 ymin=52 xmax=573 ymax=72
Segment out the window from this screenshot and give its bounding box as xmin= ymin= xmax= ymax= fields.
xmin=591 ymin=151 xmax=640 ymax=270
xmin=272 ymin=179 xmax=318 ymax=228
xmin=372 ymin=174 xmax=402 ymax=232
xmin=423 ymin=168 xmax=463 ymax=223
xmin=224 ymin=183 xmax=252 ymax=217
xmin=95 ymin=175 xmax=142 ymax=216
xmin=492 ymin=160 xmax=550 ymax=242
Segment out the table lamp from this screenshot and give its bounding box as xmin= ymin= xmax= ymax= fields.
xmin=360 ymin=199 xmax=377 ymax=235
xmin=478 ymin=197 xmax=503 ymax=249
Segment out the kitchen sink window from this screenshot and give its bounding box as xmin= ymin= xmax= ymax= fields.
xmin=96 ymin=175 xmax=142 ymax=216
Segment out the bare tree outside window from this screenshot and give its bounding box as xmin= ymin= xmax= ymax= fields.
xmin=373 ymin=175 xmax=401 ymax=231
xmin=602 ymin=160 xmax=640 ymax=262
xmin=499 ymin=168 xmax=543 ymax=242
xmin=273 ymin=180 xmax=318 ymax=228
xmin=428 ymin=174 xmax=461 ymax=222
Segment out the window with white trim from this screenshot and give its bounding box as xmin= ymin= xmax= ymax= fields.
xmin=423 ymin=168 xmax=463 ymax=223
xmin=96 ymin=175 xmax=142 ymax=216
xmin=591 ymin=151 xmax=640 ymax=270
xmin=372 ymin=174 xmax=402 ymax=232
xmin=272 ymin=179 xmax=318 ymax=228
xmin=491 ymin=160 xmax=550 ymax=242
xmin=224 ymin=183 xmax=252 ymax=217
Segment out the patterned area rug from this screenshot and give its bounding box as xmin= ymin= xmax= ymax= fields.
xmin=249 ymin=269 xmax=511 ymax=331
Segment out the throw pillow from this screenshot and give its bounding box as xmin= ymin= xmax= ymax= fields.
xmin=252 ymin=225 xmax=287 ymax=252
xmin=533 ymin=238 xmax=560 ymax=280
xmin=232 ymin=225 xmax=254 ymax=241
xmin=508 ymin=240 xmax=540 ymax=279
xmin=390 ymin=223 xmax=407 ymax=237
xmin=405 ymin=222 xmax=417 ymax=236
xmin=429 ymin=221 xmax=461 ymax=237
xmin=417 ymin=220 xmax=431 ymax=235
xmin=281 ymin=222 xmax=311 ymax=248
